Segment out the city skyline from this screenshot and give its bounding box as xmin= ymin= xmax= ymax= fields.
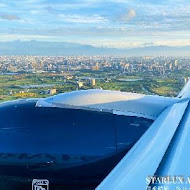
xmin=0 ymin=0 xmax=190 ymax=49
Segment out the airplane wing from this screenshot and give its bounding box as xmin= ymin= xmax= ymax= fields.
xmin=96 ymin=85 xmax=190 ymax=189
xmin=178 ymin=77 xmax=190 ymax=98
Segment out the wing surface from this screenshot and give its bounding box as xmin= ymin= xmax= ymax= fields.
xmin=96 ymin=100 xmax=189 ymax=190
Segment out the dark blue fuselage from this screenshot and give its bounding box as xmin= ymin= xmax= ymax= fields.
xmin=0 ymin=99 xmax=153 ymax=188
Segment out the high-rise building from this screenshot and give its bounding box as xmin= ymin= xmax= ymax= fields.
xmin=174 ymin=60 xmax=178 ymax=67
xmin=91 ymin=62 xmax=99 ymax=71
xmin=169 ymin=63 xmax=173 ymax=70
xmin=89 ymin=78 xmax=96 ymax=86
xmin=46 ymin=89 xmax=57 ymax=95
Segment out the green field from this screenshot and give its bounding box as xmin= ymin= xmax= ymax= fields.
xmin=0 ymin=71 xmax=185 ymax=103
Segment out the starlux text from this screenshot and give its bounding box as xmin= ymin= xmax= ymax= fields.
xmin=146 ymin=176 xmax=190 ymax=185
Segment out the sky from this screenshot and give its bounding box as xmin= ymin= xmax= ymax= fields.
xmin=0 ymin=0 xmax=190 ymax=48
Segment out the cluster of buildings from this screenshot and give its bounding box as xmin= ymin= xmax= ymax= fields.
xmin=0 ymin=56 xmax=190 ymax=76
xmin=77 ymin=78 xmax=96 ymax=89
xmin=0 ymin=56 xmax=102 ymax=73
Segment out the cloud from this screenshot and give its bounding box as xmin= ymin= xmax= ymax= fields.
xmin=30 ymin=10 xmax=39 ymax=15
xmin=0 ymin=13 xmax=20 ymax=20
xmin=0 ymin=34 xmax=53 ymax=42
xmin=0 ymin=0 xmax=190 ymax=49
xmin=58 ymin=14 xmax=108 ymax=24
xmin=0 ymin=3 xmax=6 ymax=7
xmin=121 ymin=9 xmax=137 ymax=21
xmin=127 ymin=9 xmax=136 ymax=19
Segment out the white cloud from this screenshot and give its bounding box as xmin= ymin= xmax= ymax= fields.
xmin=26 ymin=0 xmax=42 ymax=3
xmin=121 ymin=9 xmax=137 ymax=21
xmin=30 ymin=10 xmax=39 ymax=15
xmin=62 ymin=38 xmax=190 ymax=48
xmin=153 ymin=40 xmax=190 ymax=47
xmin=127 ymin=9 xmax=136 ymax=19
xmin=0 ymin=3 xmax=6 ymax=7
xmin=1 ymin=33 xmax=190 ymax=49
xmin=0 ymin=34 xmax=53 ymax=42
xmin=58 ymin=14 xmax=108 ymax=24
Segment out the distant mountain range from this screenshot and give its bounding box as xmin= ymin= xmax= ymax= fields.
xmin=0 ymin=40 xmax=189 ymax=56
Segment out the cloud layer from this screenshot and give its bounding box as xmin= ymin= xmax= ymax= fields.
xmin=0 ymin=13 xmax=20 ymax=20
xmin=0 ymin=0 xmax=190 ymax=48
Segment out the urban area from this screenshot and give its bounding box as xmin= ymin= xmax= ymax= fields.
xmin=0 ymin=55 xmax=189 ymax=102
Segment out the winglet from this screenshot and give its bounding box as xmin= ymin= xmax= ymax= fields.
xmin=177 ymin=77 xmax=190 ymax=98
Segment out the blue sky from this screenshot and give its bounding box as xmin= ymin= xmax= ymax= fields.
xmin=0 ymin=0 xmax=190 ymax=48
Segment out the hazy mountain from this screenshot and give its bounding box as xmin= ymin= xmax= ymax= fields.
xmin=0 ymin=40 xmax=189 ymax=56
